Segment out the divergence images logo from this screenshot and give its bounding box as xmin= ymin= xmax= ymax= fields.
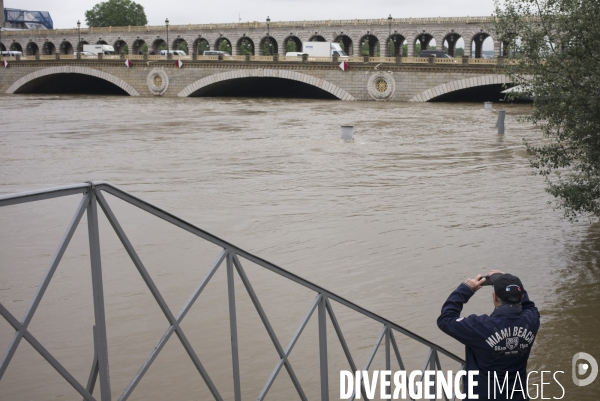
xmin=572 ymin=352 xmax=598 ymax=387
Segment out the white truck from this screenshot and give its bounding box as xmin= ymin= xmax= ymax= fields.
xmin=83 ymin=44 xmax=116 ymax=55
xmin=301 ymin=42 xmax=348 ymax=57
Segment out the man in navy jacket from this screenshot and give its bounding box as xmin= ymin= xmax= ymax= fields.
xmin=437 ymin=271 xmax=540 ymax=400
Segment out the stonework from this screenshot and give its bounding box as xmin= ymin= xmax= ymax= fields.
xmin=0 ymin=59 xmax=508 ymax=102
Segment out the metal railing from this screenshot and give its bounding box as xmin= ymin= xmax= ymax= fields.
xmin=0 ymin=182 xmax=464 ymax=401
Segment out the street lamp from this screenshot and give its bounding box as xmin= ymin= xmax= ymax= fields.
xmin=165 ymin=18 xmax=169 ymax=55
xmin=266 ymin=16 xmax=271 ymax=55
xmin=77 ymin=20 xmax=81 ymax=53
xmin=388 ymin=14 xmax=392 ymax=56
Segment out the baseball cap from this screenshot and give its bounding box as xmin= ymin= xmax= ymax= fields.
xmin=488 ymin=273 xmax=525 ymax=304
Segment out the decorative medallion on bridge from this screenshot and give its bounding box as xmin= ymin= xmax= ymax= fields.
xmin=367 ymin=72 xmax=396 ymax=101
xmin=146 ymin=68 xmax=169 ymax=96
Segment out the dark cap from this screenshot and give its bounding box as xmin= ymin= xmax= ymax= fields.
xmin=489 ymin=273 xmax=525 ymax=304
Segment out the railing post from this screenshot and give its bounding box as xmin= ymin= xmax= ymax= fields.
xmin=227 ymin=252 xmax=241 ymax=401
xmin=87 ymin=188 xmax=111 ymax=401
xmin=318 ymin=294 xmax=329 ymax=401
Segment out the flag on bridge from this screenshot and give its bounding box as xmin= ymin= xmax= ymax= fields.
xmin=175 ymin=60 xmax=183 ymax=68
xmin=124 ymin=59 xmax=132 ymax=68
xmin=339 ymin=61 xmax=349 ymax=72
xmin=1 ymin=60 xmax=8 ymax=68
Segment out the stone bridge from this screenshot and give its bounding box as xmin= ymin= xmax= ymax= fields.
xmin=0 ymin=56 xmax=510 ymax=102
xmin=0 ymin=16 xmax=507 ymax=59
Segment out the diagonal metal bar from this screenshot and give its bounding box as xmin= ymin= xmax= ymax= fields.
xmin=258 ymin=294 xmax=321 ymax=401
xmin=226 ymin=252 xmax=241 ymax=401
xmin=87 ymin=190 xmax=111 ymax=401
xmin=389 ymin=330 xmax=406 ymax=371
xmin=84 ymin=325 xmax=99 ymax=401
xmin=97 ymin=191 xmax=223 ymax=400
xmin=0 ymin=193 xmax=89 ymax=381
xmin=414 ymin=348 xmax=435 ymax=401
xmin=385 ymin=326 xmax=391 ymax=398
xmin=325 ymin=298 xmax=369 ymax=400
xmin=0 ymin=303 xmax=96 ymax=401
xmin=0 ymin=182 xmax=90 ymax=207
xmin=318 ymin=294 xmax=329 ymax=401
xmin=350 ymin=324 xmax=387 ymax=401
xmin=116 ymin=249 xmax=226 ymax=401
xmin=232 ymin=254 xmax=307 ymax=401
xmin=434 ymin=350 xmax=449 ymax=401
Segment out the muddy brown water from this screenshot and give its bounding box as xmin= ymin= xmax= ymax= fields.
xmin=0 ymin=95 xmax=598 ymax=400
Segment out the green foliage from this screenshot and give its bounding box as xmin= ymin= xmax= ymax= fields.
xmin=495 ymin=0 xmax=600 ymax=220
xmin=177 ymin=41 xmax=188 ymax=54
xmin=141 ymin=43 xmax=148 ymax=53
xmin=286 ymin=40 xmax=297 ymax=53
xmin=197 ymin=40 xmax=209 ymax=54
xmin=85 ymin=0 xmax=147 ymax=27
xmin=218 ymin=40 xmax=231 ymax=54
xmin=159 ymin=42 xmax=167 ymax=51
xmin=123 ymin=45 xmax=129 ymax=55
xmin=263 ymin=38 xmax=274 ymax=55
xmin=240 ymin=39 xmax=254 ymax=55
xmin=455 ymin=47 xmax=465 ymax=57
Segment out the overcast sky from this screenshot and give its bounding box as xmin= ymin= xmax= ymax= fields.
xmin=6 ymin=0 xmax=496 ymax=29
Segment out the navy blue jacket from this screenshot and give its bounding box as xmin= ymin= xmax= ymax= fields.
xmin=437 ymin=283 xmax=540 ymax=400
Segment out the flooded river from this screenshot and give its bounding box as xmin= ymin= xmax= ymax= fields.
xmin=0 ymin=96 xmax=598 ymax=400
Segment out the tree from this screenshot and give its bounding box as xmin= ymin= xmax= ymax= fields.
xmin=178 ymin=41 xmax=188 ymax=54
xmin=85 ymin=0 xmax=148 ymax=27
xmin=495 ymin=0 xmax=600 ymax=220
xmin=286 ymin=40 xmax=297 ymax=53
xmin=219 ymin=40 xmax=232 ymax=54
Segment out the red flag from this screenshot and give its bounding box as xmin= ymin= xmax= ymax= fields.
xmin=175 ymin=60 xmax=183 ymax=68
xmin=124 ymin=59 xmax=132 ymax=68
xmin=339 ymin=61 xmax=349 ymax=72
xmin=1 ymin=60 xmax=8 ymax=68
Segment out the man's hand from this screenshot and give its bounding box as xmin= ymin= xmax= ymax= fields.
xmin=465 ymin=275 xmax=487 ymax=292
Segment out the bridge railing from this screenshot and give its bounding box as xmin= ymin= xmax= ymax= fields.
xmin=0 ymin=182 xmax=464 ymax=401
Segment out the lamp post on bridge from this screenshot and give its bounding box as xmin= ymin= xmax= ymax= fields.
xmin=165 ymin=18 xmax=170 ymax=56
xmin=77 ymin=20 xmax=81 ymax=54
xmin=388 ymin=14 xmax=392 ymax=56
xmin=266 ymin=16 xmax=271 ymax=55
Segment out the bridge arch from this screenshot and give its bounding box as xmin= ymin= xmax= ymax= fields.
xmin=359 ymin=34 xmax=380 ymax=56
xmin=132 ymin=39 xmax=146 ymax=54
xmin=152 ymin=38 xmax=166 ymax=53
xmin=59 ymin=41 xmax=74 ymax=54
xmin=471 ymin=31 xmax=493 ymax=58
xmin=113 ymin=39 xmax=128 ymax=54
xmin=334 ymin=35 xmax=353 ymax=55
xmin=386 ymin=33 xmax=406 ymax=57
xmin=96 ymin=40 xmax=108 ymax=45
xmin=10 ymin=42 xmax=23 ymax=53
xmin=0 ymin=42 xmax=5 ymax=52
xmin=237 ymin=37 xmax=255 ymax=55
xmin=178 ymin=69 xmax=355 ymax=100
xmin=414 ymin=32 xmax=434 ymax=54
xmin=172 ymin=37 xmax=188 ymax=53
xmin=193 ymin=37 xmax=210 ymax=54
xmin=409 ymin=74 xmax=510 ymax=102
xmin=259 ymin=36 xmax=277 ymax=55
xmin=215 ymin=37 xmax=232 ymax=54
xmin=442 ymin=31 xmax=465 ymax=57
xmin=42 ymin=41 xmax=56 ymax=55
xmin=284 ymin=35 xmax=302 ymax=53
xmin=6 ymin=66 xmax=140 ymax=96
xmin=25 ymin=42 xmax=39 ymax=55
xmin=77 ymin=40 xmax=89 ymax=53
xmin=309 ymin=34 xmax=326 ymax=42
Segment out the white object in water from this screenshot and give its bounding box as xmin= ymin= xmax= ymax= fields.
xmin=341 ymin=125 xmax=354 ymax=140
xmin=484 ymin=102 xmax=493 ymax=111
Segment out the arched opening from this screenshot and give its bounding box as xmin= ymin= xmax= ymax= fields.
xmin=237 ymin=37 xmax=254 ymax=55
xmin=113 ymin=39 xmax=128 ymax=55
xmin=215 ymin=37 xmax=232 ymax=54
xmin=0 ymin=43 xmax=5 ymax=52
xmin=10 ymin=42 xmax=23 ymax=53
xmin=77 ymin=40 xmax=89 ymax=53
xmin=96 ymin=40 xmax=108 ymax=45
xmin=386 ymin=34 xmax=406 ymax=57
xmin=259 ymin=37 xmax=277 ymax=56
xmin=284 ymin=36 xmax=302 ymax=53
xmin=193 ymin=38 xmax=210 ymax=54
xmin=359 ymin=34 xmax=380 ymax=56
xmin=471 ymin=32 xmax=493 ymax=58
xmin=415 ymin=33 xmax=434 ymax=55
xmin=14 ymin=73 xmax=130 ymax=95
xmin=334 ymin=35 xmax=353 ymax=55
xmin=25 ymin=42 xmax=39 ymax=56
xmin=43 ymin=42 xmax=56 ymax=55
xmin=428 ymin=84 xmax=516 ymax=102
xmin=188 ymin=77 xmax=338 ymax=99
xmin=151 ymin=38 xmax=166 ymax=54
xmin=443 ymin=33 xmax=464 ymax=57
xmin=59 ymin=41 xmax=73 ymax=55
xmin=132 ymin=39 xmax=146 ymax=54
xmin=172 ymin=38 xmax=188 ymax=54
xmin=309 ymin=35 xmax=326 ymax=42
